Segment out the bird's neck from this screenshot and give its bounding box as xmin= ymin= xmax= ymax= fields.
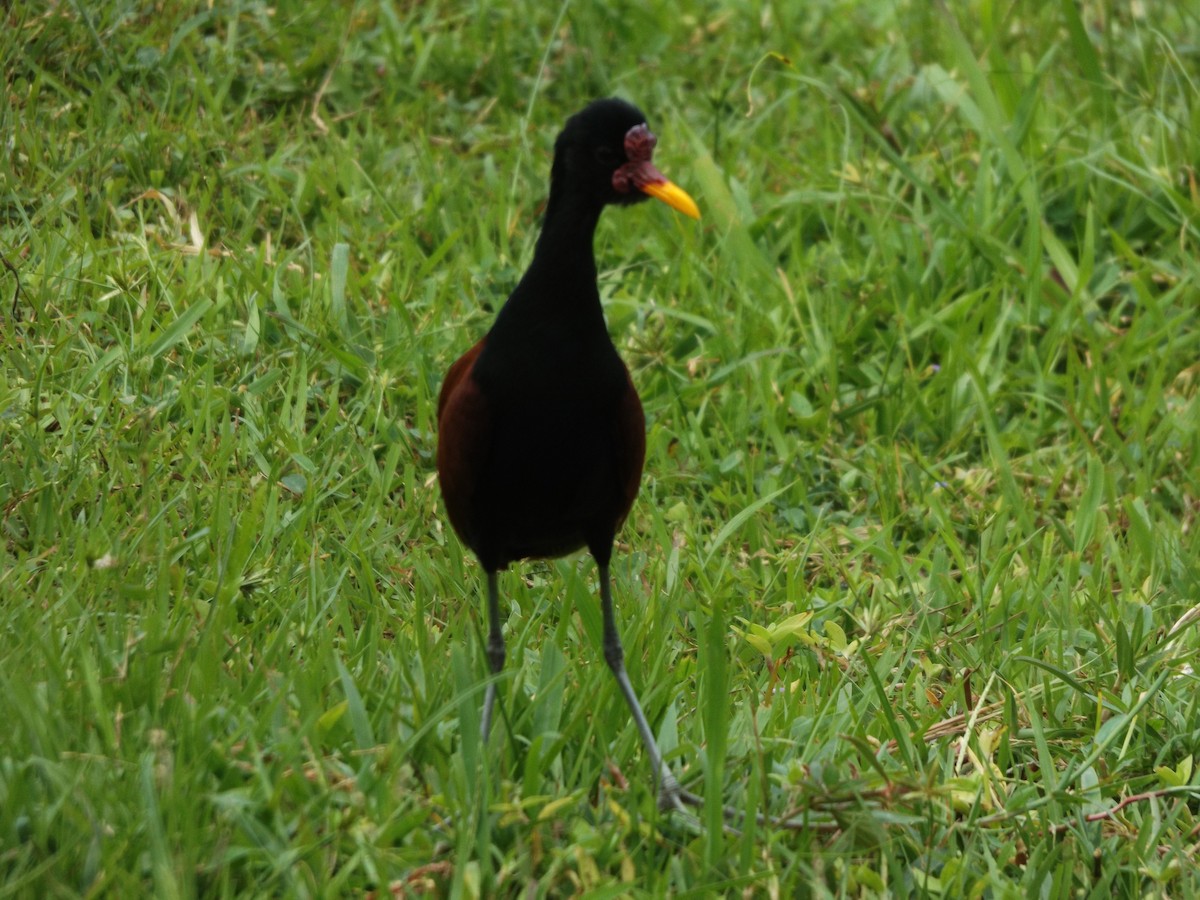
xmin=527 ymin=188 xmax=603 ymax=292
xmin=491 ymin=185 xmax=607 ymax=343
xmin=479 ymin=182 xmax=621 ymax=386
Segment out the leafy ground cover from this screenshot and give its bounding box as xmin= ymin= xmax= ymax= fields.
xmin=2 ymin=0 xmax=1198 ymax=895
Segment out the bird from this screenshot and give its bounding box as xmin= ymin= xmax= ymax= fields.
xmin=436 ymin=98 xmax=700 ymax=812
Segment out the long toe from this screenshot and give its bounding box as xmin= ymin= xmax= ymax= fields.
xmin=657 ymin=771 xmax=689 ymax=813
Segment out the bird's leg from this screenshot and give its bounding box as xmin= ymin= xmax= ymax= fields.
xmin=481 ymin=570 xmax=505 ymax=741
xmin=597 ymin=561 xmax=692 ymax=813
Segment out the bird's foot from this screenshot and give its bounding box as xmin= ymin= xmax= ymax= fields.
xmin=656 ymin=770 xmax=703 ymax=814
xmin=657 ymin=774 xmax=686 ymax=814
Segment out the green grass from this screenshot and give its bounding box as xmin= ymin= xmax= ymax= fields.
xmin=3 ymin=0 xmax=1199 ymax=895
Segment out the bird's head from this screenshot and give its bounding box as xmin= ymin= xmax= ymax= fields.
xmin=551 ymin=98 xmax=700 ymax=219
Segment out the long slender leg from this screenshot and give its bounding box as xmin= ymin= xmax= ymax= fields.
xmin=597 ymin=560 xmax=692 ymax=812
xmin=481 ymin=570 xmax=505 ymax=741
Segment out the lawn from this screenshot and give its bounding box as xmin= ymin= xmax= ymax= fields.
xmin=2 ymin=0 xmax=1199 ymax=895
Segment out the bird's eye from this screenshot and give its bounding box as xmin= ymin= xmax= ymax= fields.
xmin=594 ymin=146 xmax=620 ymax=168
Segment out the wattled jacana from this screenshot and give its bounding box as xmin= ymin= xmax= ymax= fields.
xmin=436 ymin=98 xmax=700 ymax=811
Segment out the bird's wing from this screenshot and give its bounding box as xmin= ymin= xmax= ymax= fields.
xmin=438 ymin=338 xmax=485 ymax=419
xmin=613 ymin=366 xmax=646 ymax=528
xmin=437 ymin=339 xmax=491 ymax=550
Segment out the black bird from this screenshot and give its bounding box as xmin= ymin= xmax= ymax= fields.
xmin=436 ymin=98 xmax=700 ymax=811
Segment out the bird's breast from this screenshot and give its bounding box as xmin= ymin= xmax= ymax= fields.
xmin=470 ymin=342 xmax=639 ymax=558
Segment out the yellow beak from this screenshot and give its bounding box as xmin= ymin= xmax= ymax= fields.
xmin=641 ymin=180 xmax=701 ymax=220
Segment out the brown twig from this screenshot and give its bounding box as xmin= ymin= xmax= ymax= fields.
xmin=2 ymin=251 xmax=22 ymax=320
xmin=1084 ymin=788 xmax=1192 ymax=822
